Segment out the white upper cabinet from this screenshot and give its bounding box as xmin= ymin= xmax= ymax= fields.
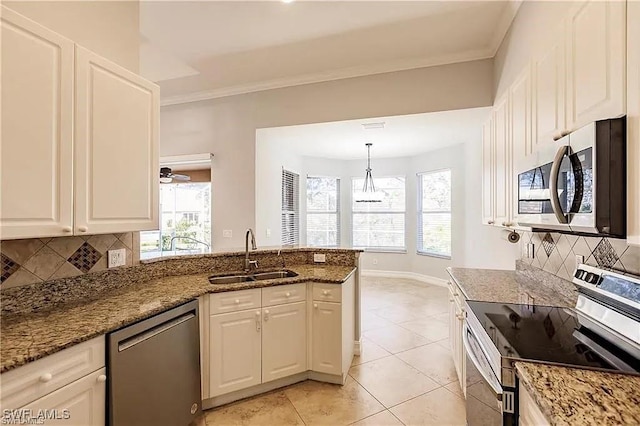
xmin=510 ymin=67 xmax=533 ymax=167
xmin=75 ymin=47 xmax=159 ymax=235
xmin=566 ymin=0 xmax=626 ymax=130
xmin=532 ymin=19 xmax=566 ymax=146
xmin=481 ymin=118 xmax=494 ymax=225
xmin=493 ymin=94 xmax=511 ymax=227
xmin=0 ymin=8 xmax=75 ymax=239
xmin=0 ymin=7 xmax=159 ymax=239
xmin=628 ymin=0 xmax=640 ymax=246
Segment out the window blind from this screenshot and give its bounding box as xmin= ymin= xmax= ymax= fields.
xmin=306 ymin=176 xmax=340 ymax=247
xmin=418 ymin=169 xmax=451 ymax=258
xmin=352 ymin=176 xmax=405 ymax=250
xmin=281 ymin=169 xmax=300 ymax=245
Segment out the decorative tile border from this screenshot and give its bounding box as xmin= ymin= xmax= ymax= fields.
xmin=0 ymin=233 xmax=138 ymax=289
xmin=519 ymin=231 xmax=640 ymax=281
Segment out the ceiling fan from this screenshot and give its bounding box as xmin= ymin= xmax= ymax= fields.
xmin=160 ymin=167 xmax=191 ymax=183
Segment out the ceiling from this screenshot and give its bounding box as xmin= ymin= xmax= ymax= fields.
xmin=140 ymin=1 xmax=521 ymax=105
xmin=256 ymin=107 xmax=492 ymax=159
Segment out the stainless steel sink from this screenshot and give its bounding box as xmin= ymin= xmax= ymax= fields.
xmin=208 ymin=269 xmax=298 ymax=284
xmin=252 ymin=270 xmax=298 ymax=280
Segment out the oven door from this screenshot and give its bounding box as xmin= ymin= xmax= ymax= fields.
xmin=463 ymin=323 xmax=513 ymax=426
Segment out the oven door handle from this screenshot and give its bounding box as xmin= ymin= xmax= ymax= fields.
xmin=549 ymin=145 xmax=570 ymax=224
xmin=463 ymin=325 xmax=503 ymax=395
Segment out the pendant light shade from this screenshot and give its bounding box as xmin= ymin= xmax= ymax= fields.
xmin=354 ymin=143 xmax=384 ymax=203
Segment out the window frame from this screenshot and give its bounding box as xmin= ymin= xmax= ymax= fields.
xmin=351 ymin=175 xmax=407 ymax=252
xmin=417 ymin=168 xmax=452 ymax=259
xmin=306 ymin=175 xmax=341 ymax=248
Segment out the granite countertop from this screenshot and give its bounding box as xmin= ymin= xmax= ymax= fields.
xmin=1 ymin=264 xmax=355 ymax=373
xmin=516 ymin=362 xmax=640 ymax=426
xmin=446 ymin=265 xmax=577 ymax=307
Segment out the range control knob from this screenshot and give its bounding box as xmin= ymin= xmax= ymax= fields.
xmin=574 ymin=269 xmax=584 ymax=279
xmin=585 ymin=273 xmax=599 ymax=284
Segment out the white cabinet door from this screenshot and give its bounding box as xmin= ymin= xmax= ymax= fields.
xmin=311 ymin=301 xmax=342 ymax=375
xmin=74 ymin=46 xmax=159 ymax=235
xmin=262 ymin=302 xmax=307 ymax=383
xmin=493 ymin=94 xmax=511 ymax=227
xmin=510 ymin=67 xmax=532 ymax=170
xmin=0 ymin=7 xmax=74 ymax=239
xmin=629 ymin=0 xmax=640 ymax=247
xmin=481 ymin=118 xmax=494 ymax=225
xmin=19 ymin=368 xmax=106 ymax=426
xmin=566 ymin=0 xmax=626 ymax=130
xmin=210 ymin=310 xmax=262 ymax=397
xmin=532 ymin=21 xmax=566 ymax=146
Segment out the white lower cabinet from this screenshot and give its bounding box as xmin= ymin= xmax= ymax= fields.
xmin=448 ymin=281 xmax=466 ymax=393
xmin=519 ymin=384 xmax=550 ymax=426
xmin=262 ymin=301 xmax=307 ymax=383
xmin=20 ymin=368 xmax=106 ymax=426
xmin=311 ymin=301 xmax=342 ymax=375
xmin=209 ymin=308 xmax=262 ymax=397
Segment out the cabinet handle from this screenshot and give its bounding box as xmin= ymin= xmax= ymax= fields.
xmin=78 ymin=226 xmax=88 ymax=232
xmin=453 ymin=292 xmax=459 ymax=297
xmin=97 ymin=375 xmax=107 ymax=383
xmin=62 ymin=227 xmax=72 ymax=233
xmin=256 ymin=311 xmax=261 ymax=332
xmin=234 ymin=299 xmax=240 ymax=304
xmin=39 ymin=373 xmax=53 ymax=383
xmin=488 ymin=220 xmax=495 ymax=225
xmin=456 ymin=314 xmax=465 ymax=320
xmin=285 ymin=292 xmax=291 ymax=297
xmin=314 ymin=303 xmax=318 ymax=309
xmin=264 ymin=310 xmax=269 ymax=321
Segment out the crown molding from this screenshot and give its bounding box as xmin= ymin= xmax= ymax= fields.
xmin=489 ymin=0 xmax=523 ymax=56
xmin=160 ymin=47 xmax=495 ymax=107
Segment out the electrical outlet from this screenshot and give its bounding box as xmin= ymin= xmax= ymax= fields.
xmin=266 ymin=228 xmax=271 ymax=237
xmin=372 ymin=258 xmax=378 ymax=265
xmin=524 ymin=243 xmax=535 ymax=259
xmin=313 ymin=253 xmax=326 ymax=263
xmin=108 ymin=248 xmax=126 ymax=268
xmin=222 ymin=230 xmax=232 ymax=238
xmin=575 ymin=255 xmax=584 ymax=267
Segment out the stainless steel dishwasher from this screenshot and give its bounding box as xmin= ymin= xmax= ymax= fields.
xmin=107 ymin=300 xmax=201 ymax=426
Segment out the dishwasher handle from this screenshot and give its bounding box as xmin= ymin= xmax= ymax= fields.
xmin=118 ymin=311 xmax=196 ymax=352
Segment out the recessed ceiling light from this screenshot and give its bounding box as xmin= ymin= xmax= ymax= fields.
xmin=362 ymin=122 xmax=385 ymax=130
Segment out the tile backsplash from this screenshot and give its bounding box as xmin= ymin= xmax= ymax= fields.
xmin=0 ymin=233 xmax=140 ymax=289
xmin=519 ymin=231 xmax=640 ymax=281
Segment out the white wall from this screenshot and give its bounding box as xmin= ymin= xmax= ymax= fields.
xmin=255 ymin=136 xmax=520 ymax=279
xmin=4 ymin=1 xmax=140 ymax=72
xmin=160 ymin=59 xmax=493 ymax=249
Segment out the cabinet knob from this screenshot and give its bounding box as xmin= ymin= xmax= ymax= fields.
xmin=285 ymin=292 xmax=291 ymax=297
xmin=264 ymin=310 xmax=269 ymax=321
xmin=234 ymin=299 xmax=240 ymax=304
xmin=78 ymin=226 xmax=88 ymax=232
xmin=449 ymin=299 xmax=454 ymax=302
xmin=314 ymin=303 xmax=318 ymax=309
xmin=453 ymin=292 xmax=459 ymax=297
xmin=256 ymin=311 xmax=260 ymax=316
xmin=488 ymin=220 xmax=495 ymax=225
xmin=322 ymin=290 xmax=330 ymax=296
xmin=62 ymin=227 xmax=72 ymax=233
xmin=39 ymin=373 xmax=53 ymax=383
xmin=97 ymin=375 xmax=107 ymax=383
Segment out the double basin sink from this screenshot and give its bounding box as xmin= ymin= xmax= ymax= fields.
xmin=209 ymin=269 xmax=298 ymax=285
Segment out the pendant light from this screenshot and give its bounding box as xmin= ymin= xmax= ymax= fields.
xmin=354 ymin=143 xmax=384 ymax=203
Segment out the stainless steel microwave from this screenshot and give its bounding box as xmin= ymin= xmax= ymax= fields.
xmin=515 ymin=117 xmax=626 ymax=237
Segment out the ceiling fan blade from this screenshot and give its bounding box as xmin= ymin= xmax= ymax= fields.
xmin=171 ymin=174 xmax=191 ymax=181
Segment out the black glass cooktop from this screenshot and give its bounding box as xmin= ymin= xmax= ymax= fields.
xmin=466 ymin=301 xmax=640 ymax=373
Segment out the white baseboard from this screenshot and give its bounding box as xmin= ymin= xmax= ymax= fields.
xmin=354 ymin=340 xmax=361 ymax=356
xmin=361 ymin=269 xmax=449 ymax=287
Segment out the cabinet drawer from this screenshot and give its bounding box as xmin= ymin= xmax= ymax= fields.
xmin=312 ymin=283 xmax=342 ymax=303
xmin=210 ymin=289 xmax=261 ymax=315
xmin=448 ymin=281 xmax=464 ymax=306
xmin=1 ymin=336 xmax=105 ymax=410
xmin=262 ymin=283 xmax=306 ymax=307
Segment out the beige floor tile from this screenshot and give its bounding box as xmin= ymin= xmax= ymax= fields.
xmin=351 ymin=410 xmax=404 ymax=426
xmin=349 ymin=356 xmax=439 ymax=408
xmin=352 ymin=338 xmax=392 ymax=366
xmin=396 ymin=343 xmax=458 ymax=386
xmin=370 ymin=306 xmax=424 ymax=324
xmin=361 ymin=310 xmax=396 ymax=332
xmin=364 ymin=324 xmax=431 ymax=353
xmin=435 ymin=338 xmax=451 ymax=349
xmin=430 ymin=312 xmax=449 ymax=323
xmin=444 ymin=381 xmax=464 ymax=398
xmin=398 ymin=318 xmax=449 ymax=342
xmin=204 ymin=391 xmax=304 ymax=426
xmin=284 ymin=377 xmax=384 ymax=425
xmin=390 ymin=387 xmax=466 ymax=426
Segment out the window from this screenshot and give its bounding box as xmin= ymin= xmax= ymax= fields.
xmin=140 ymin=182 xmax=211 ymax=259
xmin=281 ymin=169 xmax=300 ymax=245
xmin=306 ymin=176 xmax=340 ymax=247
xmin=352 ymin=176 xmax=405 ymax=250
xmin=418 ymin=169 xmax=452 ymax=258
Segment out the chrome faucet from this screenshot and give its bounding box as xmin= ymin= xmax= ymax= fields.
xmin=245 ymin=228 xmax=258 ymax=272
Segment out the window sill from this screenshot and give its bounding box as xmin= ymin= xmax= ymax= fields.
xmin=417 ymin=251 xmax=451 ymax=260
xmin=360 ymin=248 xmax=408 ymax=254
